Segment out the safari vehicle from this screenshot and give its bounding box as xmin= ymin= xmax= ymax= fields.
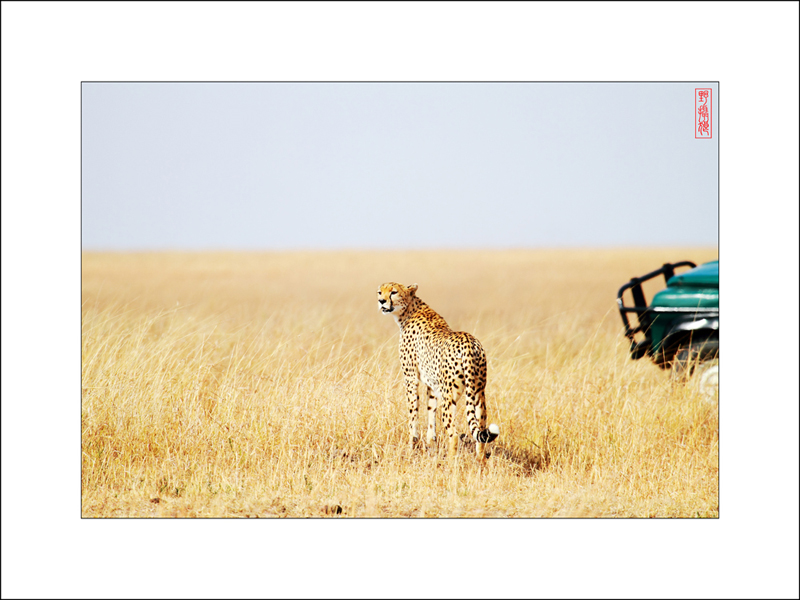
xmin=617 ymin=260 xmax=719 ymax=397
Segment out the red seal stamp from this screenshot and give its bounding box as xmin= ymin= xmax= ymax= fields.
xmin=695 ymin=88 xmax=712 ymax=139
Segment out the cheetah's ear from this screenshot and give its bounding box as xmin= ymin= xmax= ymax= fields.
xmin=407 ymin=283 xmax=418 ymax=295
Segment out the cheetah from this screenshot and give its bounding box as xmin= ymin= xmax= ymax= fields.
xmin=377 ymin=282 xmax=499 ymax=459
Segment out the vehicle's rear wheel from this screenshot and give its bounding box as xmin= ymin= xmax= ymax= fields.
xmin=671 ymin=340 xmax=719 ymax=401
xmin=693 ymin=359 xmax=719 ymax=399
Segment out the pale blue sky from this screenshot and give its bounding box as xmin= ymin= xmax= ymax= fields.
xmin=82 ymin=82 xmax=718 ymax=250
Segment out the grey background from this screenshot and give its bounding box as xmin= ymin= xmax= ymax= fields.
xmin=5 ymin=2 xmax=799 ymax=599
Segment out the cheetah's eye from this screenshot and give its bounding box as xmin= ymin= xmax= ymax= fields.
xmin=391 ymin=291 xmax=397 ymax=295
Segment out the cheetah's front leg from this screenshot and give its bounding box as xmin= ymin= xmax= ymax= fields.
xmin=403 ymin=376 xmax=421 ymax=448
xmin=440 ymin=393 xmax=458 ymax=457
xmin=423 ymin=384 xmax=437 ymax=448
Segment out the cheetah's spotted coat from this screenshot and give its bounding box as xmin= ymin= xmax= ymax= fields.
xmin=377 ymin=282 xmax=499 ymax=459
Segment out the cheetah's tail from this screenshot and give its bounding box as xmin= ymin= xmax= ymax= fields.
xmin=476 ymin=423 xmax=500 ymax=444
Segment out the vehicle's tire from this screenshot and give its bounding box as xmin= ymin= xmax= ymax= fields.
xmin=693 ymin=359 xmax=719 ymax=400
xmin=671 ymin=341 xmax=719 ymax=401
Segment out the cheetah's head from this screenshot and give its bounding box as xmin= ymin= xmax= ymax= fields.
xmin=377 ymin=282 xmax=418 ymax=317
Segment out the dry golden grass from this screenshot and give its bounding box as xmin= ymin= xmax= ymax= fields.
xmin=81 ymin=248 xmax=719 ymax=517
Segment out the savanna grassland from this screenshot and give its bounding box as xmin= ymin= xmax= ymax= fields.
xmin=81 ymin=248 xmax=719 ymax=517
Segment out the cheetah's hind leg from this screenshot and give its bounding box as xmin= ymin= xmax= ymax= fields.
xmin=473 ymin=392 xmax=499 ymax=459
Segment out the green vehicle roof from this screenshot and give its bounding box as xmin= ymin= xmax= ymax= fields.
xmin=651 ymin=260 xmax=718 ymax=309
xmin=666 ymin=260 xmax=718 ymax=287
